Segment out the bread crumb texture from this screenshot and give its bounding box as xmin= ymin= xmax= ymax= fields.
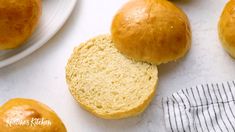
xmin=66 ymin=35 xmax=158 ymax=119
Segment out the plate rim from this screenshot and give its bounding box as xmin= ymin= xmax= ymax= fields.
xmin=0 ymin=0 xmax=77 ymax=68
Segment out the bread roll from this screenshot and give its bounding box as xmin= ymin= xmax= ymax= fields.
xmin=111 ymin=0 xmax=191 ymax=64
xmin=218 ymin=0 xmax=235 ymax=58
xmin=0 ymin=0 xmax=41 ymax=50
xmin=0 ymin=98 xmax=66 ymax=132
xmin=66 ymin=35 xmax=158 ymax=119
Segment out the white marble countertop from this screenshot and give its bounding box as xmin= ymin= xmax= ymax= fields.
xmin=0 ymin=0 xmax=235 ymax=132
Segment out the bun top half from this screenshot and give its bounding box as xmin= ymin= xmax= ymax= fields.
xmin=0 ymin=98 xmax=66 ymax=132
xmin=0 ymin=0 xmax=41 ymax=50
xmin=111 ymin=0 xmax=191 ymax=64
xmin=218 ymin=0 xmax=235 ymax=58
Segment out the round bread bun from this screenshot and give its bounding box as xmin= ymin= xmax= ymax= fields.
xmin=218 ymin=0 xmax=235 ymax=58
xmin=111 ymin=0 xmax=191 ymax=64
xmin=0 ymin=0 xmax=41 ymax=50
xmin=66 ymin=35 xmax=158 ymax=119
xmin=0 ymin=98 xmax=66 ymax=132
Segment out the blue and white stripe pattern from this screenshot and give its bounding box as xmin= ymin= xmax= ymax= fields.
xmin=162 ymin=81 xmax=235 ymax=132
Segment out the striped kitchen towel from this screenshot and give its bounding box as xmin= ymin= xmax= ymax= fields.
xmin=162 ymin=80 xmax=235 ymax=132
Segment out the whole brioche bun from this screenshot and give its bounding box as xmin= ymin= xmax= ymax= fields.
xmin=111 ymin=0 xmax=191 ymax=64
xmin=0 ymin=0 xmax=41 ymax=50
xmin=0 ymin=98 xmax=66 ymax=132
xmin=218 ymin=0 xmax=235 ymax=58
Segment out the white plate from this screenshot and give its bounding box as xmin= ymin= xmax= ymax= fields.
xmin=0 ymin=0 xmax=77 ymax=68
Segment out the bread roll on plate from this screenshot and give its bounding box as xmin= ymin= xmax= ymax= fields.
xmin=66 ymin=35 xmax=158 ymax=119
xmin=0 ymin=0 xmax=41 ymax=50
xmin=111 ymin=0 xmax=191 ymax=64
xmin=218 ymin=0 xmax=235 ymax=58
xmin=0 ymin=98 xmax=66 ymax=132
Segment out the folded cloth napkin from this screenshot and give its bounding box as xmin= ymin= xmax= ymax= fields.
xmin=162 ymin=80 xmax=235 ymax=132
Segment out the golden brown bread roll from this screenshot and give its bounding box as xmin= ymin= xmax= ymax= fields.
xmin=0 ymin=0 xmax=41 ymax=50
xmin=0 ymin=98 xmax=66 ymax=132
xmin=218 ymin=0 xmax=235 ymax=58
xmin=111 ymin=0 xmax=191 ymax=64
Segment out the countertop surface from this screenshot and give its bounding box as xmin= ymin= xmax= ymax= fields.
xmin=0 ymin=0 xmax=235 ymax=132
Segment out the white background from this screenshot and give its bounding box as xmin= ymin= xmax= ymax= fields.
xmin=0 ymin=0 xmax=234 ymax=132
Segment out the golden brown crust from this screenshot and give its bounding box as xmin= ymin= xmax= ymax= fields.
xmin=111 ymin=0 xmax=191 ymax=64
xmin=218 ymin=0 xmax=235 ymax=58
xmin=0 ymin=98 xmax=66 ymax=132
xmin=0 ymin=0 xmax=42 ymax=50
